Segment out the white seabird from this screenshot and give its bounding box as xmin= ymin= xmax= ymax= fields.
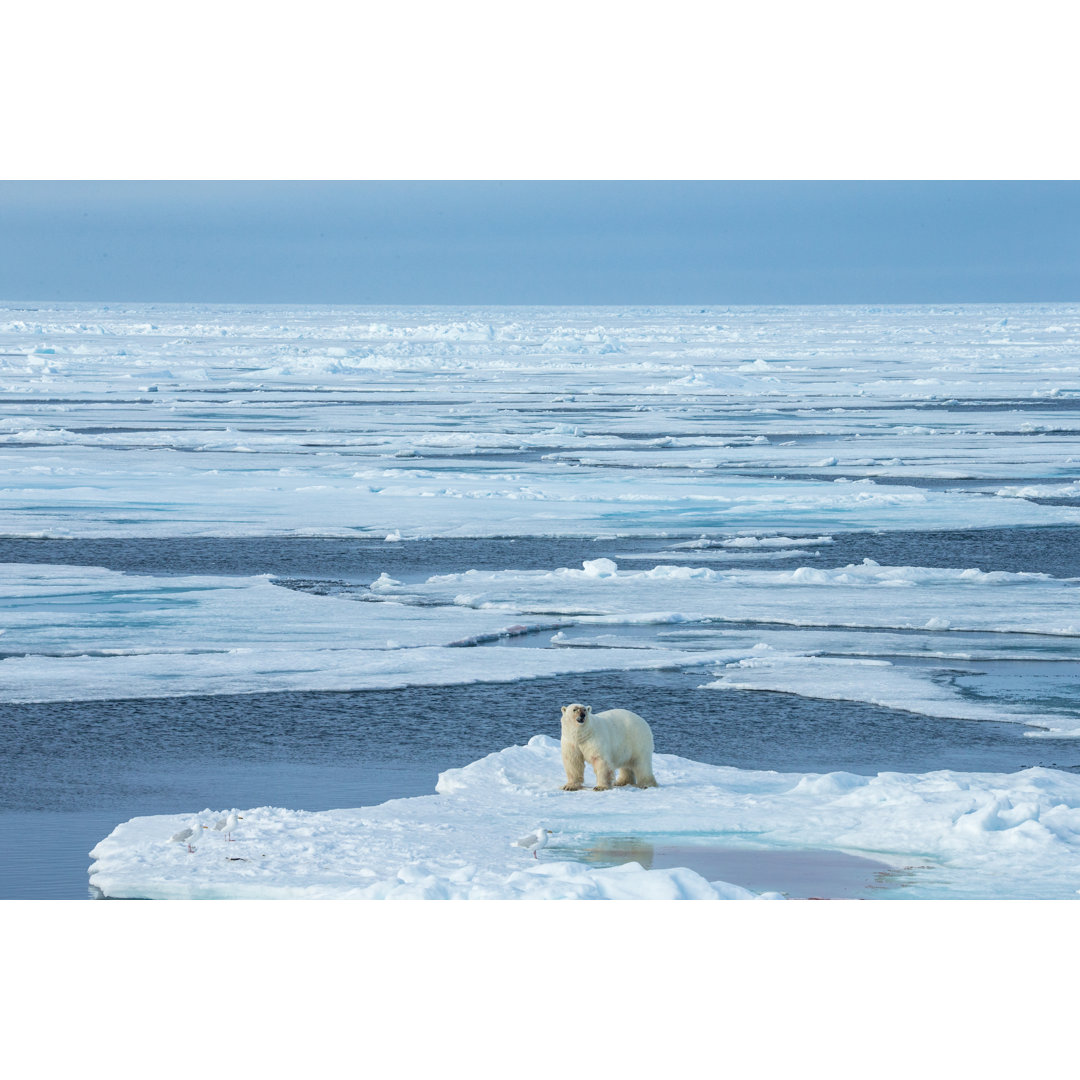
xmin=213 ymin=811 xmax=242 ymax=841
xmin=513 ymin=827 xmax=553 ymax=859
xmin=170 ymin=825 xmax=198 ymax=853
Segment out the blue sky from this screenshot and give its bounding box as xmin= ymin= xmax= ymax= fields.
xmin=1 ymin=180 xmax=1077 ymax=304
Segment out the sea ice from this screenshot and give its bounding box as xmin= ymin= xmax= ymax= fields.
xmin=87 ymin=736 xmax=1080 ymax=900
xmin=2 ymin=302 xmax=1079 ymax=539
xmin=4 ymin=302 xmax=1080 ymax=900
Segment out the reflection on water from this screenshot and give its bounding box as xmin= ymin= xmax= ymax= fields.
xmin=562 ymin=834 xmax=914 ymax=899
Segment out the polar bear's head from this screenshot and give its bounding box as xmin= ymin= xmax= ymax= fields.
xmin=562 ymin=703 xmax=592 ymax=726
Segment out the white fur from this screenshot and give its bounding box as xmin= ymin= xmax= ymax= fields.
xmin=559 ymin=703 xmax=658 ymax=791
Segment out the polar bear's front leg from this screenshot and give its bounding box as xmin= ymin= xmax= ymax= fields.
xmin=591 ymin=758 xmax=614 ymax=791
xmin=561 ymin=743 xmax=585 ymax=791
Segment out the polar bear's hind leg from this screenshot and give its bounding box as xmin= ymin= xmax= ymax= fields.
xmin=631 ymin=752 xmax=658 ymax=788
xmin=615 ymin=767 xmax=634 ymax=787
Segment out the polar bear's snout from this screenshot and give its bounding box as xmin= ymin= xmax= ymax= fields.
xmin=561 ymin=702 xmax=594 ymax=725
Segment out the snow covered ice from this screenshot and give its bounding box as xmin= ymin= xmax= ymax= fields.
xmin=4 ymin=303 xmax=1080 ymax=540
xmin=5 ymin=301 xmax=1080 ymax=898
xmin=87 ymin=736 xmax=1080 ymax=900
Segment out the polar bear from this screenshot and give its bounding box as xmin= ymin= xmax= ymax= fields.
xmin=560 ymin=703 xmax=658 ymax=791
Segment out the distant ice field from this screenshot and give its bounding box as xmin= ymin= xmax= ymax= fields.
xmin=3 ymin=302 xmax=1080 ymax=538
xmin=3 ymin=302 xmax=1080 ymax=897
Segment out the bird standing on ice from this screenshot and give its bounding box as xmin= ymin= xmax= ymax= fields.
xmin=213 ymin=811 xmax=242 ymax=841
xmin=170 ymin=825 xmax=198 ymax=853
xmin=513 ymin=826 xmax=553 ymax=859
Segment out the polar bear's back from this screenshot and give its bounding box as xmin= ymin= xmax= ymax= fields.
xmin=593 ymin=708 xmax=654 ymax=752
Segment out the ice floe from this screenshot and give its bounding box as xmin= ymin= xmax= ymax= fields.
xmin=88 ymin=736 xmax=1080 ymax=900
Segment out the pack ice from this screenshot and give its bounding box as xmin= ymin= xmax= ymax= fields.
xmin=3 ymin=303 xmax=1080 ymax=539
xmin=4 ymin=302 xmax=1080 ymax=899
